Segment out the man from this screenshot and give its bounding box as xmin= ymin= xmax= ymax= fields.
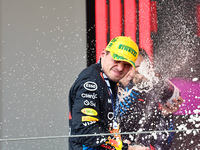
xmin=118 ymin=49 xmax=183 ymax=149
xmin=69 ymin=36 xmax=150 ymax=150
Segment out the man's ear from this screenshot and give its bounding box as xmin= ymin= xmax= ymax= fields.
xmin=100 ymin=49 xmax=106 ymax=58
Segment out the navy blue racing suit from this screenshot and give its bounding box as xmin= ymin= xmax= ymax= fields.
xmin=118 ymin=81 xmax=174 ymax=150
xmin=69 ymin=61 xmax=128 ymax=150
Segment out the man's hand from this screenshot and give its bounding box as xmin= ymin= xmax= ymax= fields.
xmin=161 ymin=96 xmax=184 ymax=116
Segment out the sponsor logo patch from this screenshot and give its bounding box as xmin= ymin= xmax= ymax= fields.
xmin=82 ymin=116 xmax=99 ymax=122
xmin=82 ymin=121 xmax=96 ymax=126
xmin=81 ymin=108 xmax=98 ymax=116
xmin=83 ymin=81 xmax=97 ymax=91
xmin=118 ymin=44 xmax=137 ymax=56
xmin=84 ymin=100 xmax=96 ymax=107
xmin=107 ymin=112 xmax=114 ymax=120
xmin=81 ymin=93 xmax=97 ymax=99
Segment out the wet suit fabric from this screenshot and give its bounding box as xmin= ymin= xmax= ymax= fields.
xmin=69 ymin=61 xmax=128 ymax=150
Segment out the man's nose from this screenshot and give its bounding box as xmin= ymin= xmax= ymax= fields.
xmin=129 ymin=70 xmax=135 ymax=78
xmin=117 ymin=62 xmax=124 ymax=71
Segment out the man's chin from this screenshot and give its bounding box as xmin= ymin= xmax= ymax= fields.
xmin=108 ymin=73 xmax=124 ymax=82
xmin=110 ymin=76 xmax=121 ymax=83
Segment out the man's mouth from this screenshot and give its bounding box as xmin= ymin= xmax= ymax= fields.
xmin=112 ymin=69 xmax=122 ymax=77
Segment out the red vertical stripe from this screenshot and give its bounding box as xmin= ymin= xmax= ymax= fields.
xmin=151 ymin=1 xmax=158 ymax=33
xmin=69 ymin=111 xmax=72 ymax=119
xmin=197 ymin=4 xmax=200 ymax=37
xmin=110 ymin=0 xmax=122 ymax=40
xmin=124 ymin=0 xmax=137 ymax=42
xmin=139 ymin=0 xmax=153 ymax=59
xmin=95 ymin=0 xmax=107 ymax=62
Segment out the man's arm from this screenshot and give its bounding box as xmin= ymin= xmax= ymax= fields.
xmin=152 ymin=96 xmax=184 ymax=149
xmin=70 ymin=78 xmax=107 ymax=148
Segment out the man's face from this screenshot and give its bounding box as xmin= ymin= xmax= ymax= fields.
xmin=119 ymin=55 xmax=144 ymax=86
xmin=119 ymin=67 xmax=135 ymax=87
xmin=132 ymin=55 xmax=146 ymax=84
xmin=101 ymin=49 xmax=132 ymax=82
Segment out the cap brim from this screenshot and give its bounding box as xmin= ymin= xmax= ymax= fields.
xmin=110 ymin=52 xmax=136 ymax=68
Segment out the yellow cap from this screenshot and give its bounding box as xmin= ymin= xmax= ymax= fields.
xmin=105 ymin=36 xmax=139 ymax=68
